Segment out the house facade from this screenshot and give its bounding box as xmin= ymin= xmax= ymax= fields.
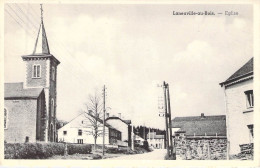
xmin=147 ymin=132 xmax=165 ymax=149
xmin=105 ymin=116 xmax=132 ymax=146
xmin=220 ymin=58 xmax=254 ymax=156
xmin=4 ymin=13 xmax=60 ymax=143
xmin=58 ymin=113 xmax=121 ymax=145
xmin=172 ymin=113 xmax=227 ymax=160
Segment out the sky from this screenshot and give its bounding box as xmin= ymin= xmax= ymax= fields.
xmin=4 ymin=3 xmax=253 ymax=129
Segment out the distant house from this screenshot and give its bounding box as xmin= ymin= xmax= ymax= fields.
xmin=147 ymin=132 xmax=165 ymax=149
xmin=220 ymin=58 xmax=254 ymax=156
xmin=4 ymin=14 xmax=60 ymax=143
xmin=57 ymin=113 xmax=121 ymax=145
xmin=105 ymin=115 xmax=132 ymax=147
xmin=172 ymin=113 xmax=227 ymax=160
xmin=134 ymin=134 xmax=145 ymax=146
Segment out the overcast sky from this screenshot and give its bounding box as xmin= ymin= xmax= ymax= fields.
xmin=4 ymin=3 xmax=253 ymax=129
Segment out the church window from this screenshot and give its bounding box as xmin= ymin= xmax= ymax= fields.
xmin=51 ymin=99 xmax=55 ymax=117
xmin=32 ymin=64 xmax=41 ymax=78
xmin=245 ymin=90 xmax=254 ymax=108
xmin=52 ymin=66 xmax=55 ymax=81
xmin=63 ymin=131 xmax=67 ymax=135
xmin=4 ymin=108 xmax=8 ymax=129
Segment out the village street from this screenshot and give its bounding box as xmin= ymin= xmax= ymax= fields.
xmin=110 ymin=149 xmax=166 ymax=160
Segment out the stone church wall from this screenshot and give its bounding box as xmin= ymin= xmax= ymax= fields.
xmin=4 ymin=99 xmax=37 ymax=143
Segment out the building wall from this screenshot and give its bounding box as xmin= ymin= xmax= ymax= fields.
xmin=147 ymin=138 xmax=165 ymax=149
xmin=106 ymin=119 xmax=129 ymax=142
xmin=225 ymin=79 xmax=254 ymax=154
xmin=4 ymin=99 xmax=37 ymax=143
xmin=57 ymin=115 xmax=110 ymax=144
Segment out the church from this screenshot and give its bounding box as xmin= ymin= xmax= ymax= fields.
xmin=4 ymin=6 xmax=60 ymax=143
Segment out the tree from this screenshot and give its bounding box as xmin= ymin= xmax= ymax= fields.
xmin=82 ymin=92 xmax=104 ymax=151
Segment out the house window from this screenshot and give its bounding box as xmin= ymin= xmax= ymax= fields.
xmin=63 ymin=131 xmax=67 ymax=135
xmin=52 ymin=66 xmax=55 ymax=81
xmin=32 ymin=65 xmax=41 ymax=78
xmin=247 ymin=125 xmax=254 ymax=138
xmin=77 ymin=139 xmax=83 ymax=144
xmin=4 ymin=108 xmax=8 ymax=129
xmin=51 ymin=99 xmax=55 ymax=117
xmin=245 ymin=90 xmax=254 ymax=108
xmin=78 ymin=129 xmax=82 ymax=136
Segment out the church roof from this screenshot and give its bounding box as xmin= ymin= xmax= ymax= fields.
xmin=172 ymin=114 xmax=226 ymax=137
xmin=33 ymin=20 xmax=50 ymax=55
xmin=4 ymin=82 xmax=44 ymax=99
xmin=220 ymin=58 xmax=253 ymax=86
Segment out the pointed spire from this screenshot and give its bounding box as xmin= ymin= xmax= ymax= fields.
xmin=33 ymin=4 xmax=50 ymax=55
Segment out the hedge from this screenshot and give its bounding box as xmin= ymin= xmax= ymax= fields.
xmin=4 ymin=142 xmax=92 ymax=159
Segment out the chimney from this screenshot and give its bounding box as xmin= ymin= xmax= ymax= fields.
xmin=106 ymin=113 xmax=109 ymax=118
xmin=118 ymin=113 xmax=121 ymax=118
xmin=201 ymin=113 xmax=205 ymax=119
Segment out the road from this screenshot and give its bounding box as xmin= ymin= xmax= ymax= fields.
xmin=110 ymin=149 xmax=167 ymax=160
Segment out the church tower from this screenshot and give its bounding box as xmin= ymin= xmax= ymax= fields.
xmin=21 ymin=5 xmax=60 ymax=142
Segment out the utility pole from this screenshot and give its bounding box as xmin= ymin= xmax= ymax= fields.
xmin=166 ymin=83 xmax=175 ymax=159
xmin=102 ymin=85 xmax=106 ymax=156
xmin=163 ymin=81 xmax=170 ymax=156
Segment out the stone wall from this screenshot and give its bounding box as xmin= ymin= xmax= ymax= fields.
xmin=175 ymin=136 xmax=227 ymax=160
xmin=4 ymin=99 xmax=37 ymax=143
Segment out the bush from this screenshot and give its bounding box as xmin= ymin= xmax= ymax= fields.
xmin=67 ymin=143 xmax=92 ymax=155
xmin=4 ymin=142 xmax=91 ymax=159
xmin=142 ymin=140 xmax=149 ymax=151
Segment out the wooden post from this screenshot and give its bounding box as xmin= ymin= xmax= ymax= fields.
xmin=163 ymin=81 xmax=169 ymax=156
xmin=166 ymin=83 xmax=175 ymax=159
xmin=102 ymin=85 xmax=106 ymax=156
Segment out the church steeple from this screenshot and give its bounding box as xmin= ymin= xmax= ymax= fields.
xmin=33 ymin=4 xmax=50 ymax=55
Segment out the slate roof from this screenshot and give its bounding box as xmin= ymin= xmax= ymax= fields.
xmin=220 ymin=58 xmax=253 ymax=86
xmin=172 ymin=114 xmax=226 ymax=137
xmin=4 ymin=82 xmax=43 ymax=99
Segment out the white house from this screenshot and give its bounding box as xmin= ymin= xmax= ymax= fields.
xmin=105 ymin=116 xmax=131 ymax=146
xmin=147 ymin=132 xmax=165 ymax=149
xmin=58 ymin=113 xmax=121 ymax=145
xmin=220 ymin=57 xmax=254 ymax=155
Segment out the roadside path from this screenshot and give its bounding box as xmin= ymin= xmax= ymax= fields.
xmin=110 ymin=149 xmax=166 ymax=160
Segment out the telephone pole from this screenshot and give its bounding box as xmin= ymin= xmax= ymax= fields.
xmin=163 ymin=81 xmax=170 ymax=156
xmin=166 ymin=83 xmax=175 ymax=159
xmin=102 ymin=85 xmax=106 ymax=156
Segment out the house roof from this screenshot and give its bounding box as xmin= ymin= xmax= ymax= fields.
xmin=172 ymin=114 xmax=226 ymax=137
xmin=58 ymin=112 xmax=120 ymax=132
xmin=4 ymin=82 xmax=44 ymax=99
xmin=147 ymin=132 xmax=164 ymax=139
xmin=220 ymin=58 xmax=253 ymax=86
xmin=105 ymin=116 xmax=131 ymax=125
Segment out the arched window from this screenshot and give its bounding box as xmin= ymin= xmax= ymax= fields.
xmin=51 ymin=99 xmax=55 ymax=117
xmin=52 ymin=66 xmax=55 ymax=81
xmin=4 ymin=108 xmax=8 ymax=129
